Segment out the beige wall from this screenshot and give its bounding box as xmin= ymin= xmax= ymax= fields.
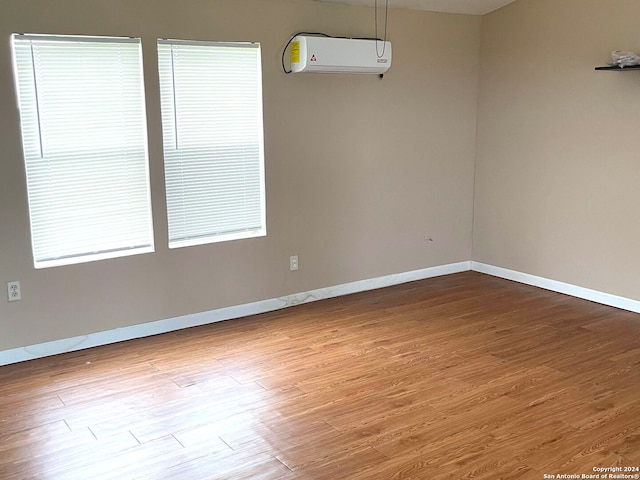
xmin=474 ymin=0 xmax=640 ymax=300
xmin=0 ymin=0 xmax=481 ymax=351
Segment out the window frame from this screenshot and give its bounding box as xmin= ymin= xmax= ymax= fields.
xmin=11 ymin=33 xmax=155 ymax=268
xmin=157 ymin=38 xmax=267 ymax=249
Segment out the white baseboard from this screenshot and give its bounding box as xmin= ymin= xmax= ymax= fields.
xmin=3 ymin=260 xmax=636 ymax=367
xmin=0 ymin=261 xmax=471 ymax=367
xmin=471 ymin=261 xmax=640 ymax=314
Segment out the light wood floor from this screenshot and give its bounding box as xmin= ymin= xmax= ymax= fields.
xmin=1 ymin=272 xmax=639 ymax=479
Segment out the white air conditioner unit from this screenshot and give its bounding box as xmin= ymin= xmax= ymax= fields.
xmin=290 ymin=35 xmax=392 ymax=74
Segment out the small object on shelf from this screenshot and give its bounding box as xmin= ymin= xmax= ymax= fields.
xmin=610 ymin=50 xmax=640 ymax=67
xmin=597 ymin=50 xmax=640 ymax=70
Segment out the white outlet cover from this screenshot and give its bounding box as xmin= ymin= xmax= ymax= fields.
xmin=290 ymin=256 xmax=299 ymax=271
xmin=7 ymin=281 xmax=21 ymax=302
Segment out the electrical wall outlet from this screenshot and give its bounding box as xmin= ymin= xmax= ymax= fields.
xmin=290 ymin=255 xmax=299 ymax=271
xmin=7 ymin=281 xmax=21 ymax=302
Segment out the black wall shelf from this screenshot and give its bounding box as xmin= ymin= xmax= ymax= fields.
xmin=595 ymin=65 xmax=640 ymax=71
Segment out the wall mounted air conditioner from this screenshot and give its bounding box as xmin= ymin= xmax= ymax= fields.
xmin=290 ymin=35 xmax=392 ymax=74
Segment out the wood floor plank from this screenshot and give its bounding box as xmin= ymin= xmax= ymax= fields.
xmin=1 ymin=429 xmax=138 ymax=480
xmin=1 ymin=271 xmax=639 ymax=479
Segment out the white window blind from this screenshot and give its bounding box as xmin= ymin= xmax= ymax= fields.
xmin=157 ymin=39 xmax=266 ymax=248
xmin=12 ymin=34 xmax=154 ymax=268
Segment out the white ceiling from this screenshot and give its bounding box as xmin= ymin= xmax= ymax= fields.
xmin=313 ymin=0 xmax=517 ymax=15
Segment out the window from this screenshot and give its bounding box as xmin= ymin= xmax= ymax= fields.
xmin=157 ymin=39 xmax=266 ymax=248
xmin=12 ymin=34 xmax=154 ymax=268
